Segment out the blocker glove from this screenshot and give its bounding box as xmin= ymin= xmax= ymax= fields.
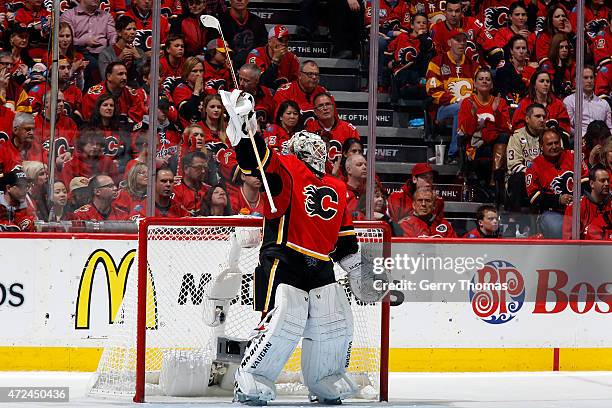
xmin=339 ymin=250 xmax=388 ymax=303
xmin=219 ymin=89 xmax=258 ymax=146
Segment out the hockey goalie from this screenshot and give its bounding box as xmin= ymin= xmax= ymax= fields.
xmin=215 ymin=89 xmax=382 ymax=406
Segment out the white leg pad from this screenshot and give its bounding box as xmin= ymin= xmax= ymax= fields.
xmin=235 ymin=284 xmax=309 ymax=402
xmin=301 ymin=283 xmax=357 ymax=401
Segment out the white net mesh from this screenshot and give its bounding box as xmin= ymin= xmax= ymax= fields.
xmin=89 ymin=219 xmax=386 ymax=401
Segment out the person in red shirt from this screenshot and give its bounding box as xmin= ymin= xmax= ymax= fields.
xmin=512 ymin=70 xmax=571 ymax=136
xmin=173 ymin=151 xmax=210 ymax=215
xmin=344 ymin=154 xmax=367 ymax=215
xmin=562 ymin=164 xmax=611 ymax=239
xmin=526 ymin=128 xmax=589 ymax=238
xmin=584 ymin=210 xmax=612 ymax=240
xmin=386 ymin=162 xmax=444 ymax=223
xmin=399 ymin=188 xmax=457 ymax=238
xmin=538 ymin=33 xmax=576 ymax=99
xmin=306 ymin=92 xmax=360 ymax=165
xmin=71 ymin=174 xmax=129 ymax=221
xmin=457 ymin=68 xmax=511 ymax=205
xmin=430 ymin=0 xmax=485 ymax=63
xmin=0 ymin=52 xmax=32 ymax=114
xmin=60 ymin=129 xmax=120 ymax=185
xmin=138 ymin=167 xmax=189 ymax=217
xmin=35 ymin=90 xmax=78 ymax=164
xmin=202 ymin=38 xmax=234 ymax=94
xmin=199 ymin=183 xmax=233 ymax=215
xmin=263 ymin=100 xmax=301 ymax=153
xmin=0 ymin=113 xmax=45 ymax=175
xmin=534 ymin=5 xmax=573 ymax=63
xmin=247 ymin=24 xmax=300 ymax=90
xmin=273 ymin=60 xmax=328 ymax=125
xmin=238 ymin=63 xmax=276 ymax=128
xmin=123 ymin=0 xmax=170 ymax=55
xmin=591 ymin=12 xmax=612 ymax=67
xmin=170 ymin=0 xmax=213 ymax=57
xmin=569 ymin=0 xmax=610 ymax=40
xmin=115 ymin=162 xmax=147 ymax=215
xmin=230 ymin=169 xmax=265 ymax=215
xmin=81 ymin=62 xmax=146 ymax=123
xmin=160 ymin=34 xmax=185 ymax=81
xmin=0 ymin=169 xmax=35 ymax=231
xmin=172 ymin=56 xmax=205 ymax=127
xmin=486 ymin=2 xmax=535 ymax=60
xmin=463 ymin=204 xmax=501 ymax=238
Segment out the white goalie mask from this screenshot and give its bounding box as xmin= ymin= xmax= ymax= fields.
xmin=287 ymin=131 xmax=327 ymax=173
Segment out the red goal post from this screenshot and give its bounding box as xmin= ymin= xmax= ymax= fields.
xmin=133 ymin=217 xmax=391 ymax=403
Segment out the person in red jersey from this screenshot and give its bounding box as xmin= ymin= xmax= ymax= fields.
xmin=486 ymin=2 xmax=535 ymax=60
xmin=220 ymin=89 xmax=381 ymax=405
xmin=13 ymin=0 xmax=50 ymax=53
xmin=159 ymin=34 xmax=185 ymax=81
xmin=494 ymin=35 xmax=539 ymax=108
xmin=590 ymin=12 xmax=612 ymax=68
xmin=534 ymin=5 xmax=573 ymax=63
xmin=71 ymin=174 xmax=129 ymax=221
xmin=173 ymin=151 xmax=210 ymax=215
xmin=562 ymin=164 xmax=610 ymax=239
xmin=115 ymin=162 xmax=147 ymax=215
xmin=195 ymin=94 xmax=228 ymax=146
xmin=306 ymin=92 xmax=360 ymax=165
xmin=172 ymin=56 xmax=205 ymax=127
xmin=87 ymin=93 xmax=131 ymax=164
xmin=123 ymin=0 xmax=170 ymax=56
xmin=387 ymin=162 xmax=444 ymax=223
xmin=0 ymin=169 xmax=35 ymax=231
xmin=229 ymin=169 xmax=265 ymax=215
xmin=385 ymin=13 xmax=434 ymax=102
xmin=399 ymin=188 xmax=457 ymax=238
xmin=539 ymin=33 xmax=576 ymax=99
xmin=512 ymin=70 xmax=571 ymax=136
xmin=56 ymin=22 xmax=88 ymax=91
xmin=138 ymin=167 xmax=189 ymax=218
xmin=344 ymin=153 xmax=367 ymax=214
xmin=0 ymin=113 xmax=46 ymax=175
xmin=60 ymin=129 xmax=120 ymax=185
xmin=570 ymin=0 xmax=610 ymax=40
xmin=0 ymin=103 xmax=15 ymax=142
xmin=170 ymin=0 xmax=214 ymax=57
xmin=238 ymin=64 xmax=276 ymax=128
xmin=98 ymin=15 xmax=144 ymax=87
xmin=458 ymin=68 xmax=511 ymax=205
xmin=426 ymin=28 xmax=479 ymax=162
xmin=273 ymin=60 xmax=328 ymax=125
xmin=526 ymin=128 xmax=588 ymax=238
xmin=583 ymin=209 xmax=612 ymax=240
xmin=0 ymin=52 xmax=32 ymax=113
xmin=263 ymin=100 xmax=301 ymax=153
xmin=430 ymin=0 xmax=485 ymax=63
xmin=81 ymin=62 xmax=146 ymax=123
xmin=35 ymin=90 xmax=78 ymax=165
xmin=202 ymin=38 xmax=234 ymax=94
xmin=464 ymin=204 xmax=501 ymax=238
xmin=247 ymin=24 xmax=300 ymax=90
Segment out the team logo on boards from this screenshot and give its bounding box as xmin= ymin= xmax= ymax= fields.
xmin=468 ymin=260 xmax=525 ymax=324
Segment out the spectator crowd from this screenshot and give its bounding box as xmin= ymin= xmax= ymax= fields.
xmin=0 ymin=0 xmax=610 ymax=241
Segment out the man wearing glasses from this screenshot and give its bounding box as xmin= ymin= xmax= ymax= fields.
xmin=273 ymin=60 xmax=328 ymax=125
xmin=71 ymin=174 xmax=129 ymax=221
xmin=0 ymin=113 xmax=45 ymax=176
xmin=174 ymin=151 xmax=211 ymax=215
xmin=306 ymin=91 xmax=359 ymax=165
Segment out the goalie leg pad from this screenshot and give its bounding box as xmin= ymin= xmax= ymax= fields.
xmin=235 ymin=284 xmax=309 ymax=402
xmin=301 ymin=283 xmax=358 ymax=401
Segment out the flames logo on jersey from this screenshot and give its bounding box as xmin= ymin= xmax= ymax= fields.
xmin=550 ymin=171 xmax=574 ymax=195
xmin=205 ymin=78 xmax=228 ymax=92
xmin=447 ymin=79 xmax=473 ymax=100
xmin=484 ymin=7 xmax=509 ymax=30
xmin=0 ymin=132 xmax=9 ymax=143
xmin=303 ymin=185 xmax=339 ymax=220
xmin=42 ymin=137 xmax=71 ymax=157
xmin=44 ymin=0 xmax=73 ymax=12
xmin=398 ymin=46 xmax=418 ymax=64
xmin=133 ymin=30 xmax=153 ymax=51
xmin=327 ymin=140 xmax=342 ymax=162
xmin=162 ymin=76 xmax=182 ymax=94
xmin=586 ymin=19 xmax=608 ymax=37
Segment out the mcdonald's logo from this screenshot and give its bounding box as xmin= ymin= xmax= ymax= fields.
xmin=75 ymin=249 xmax=157 ymax=329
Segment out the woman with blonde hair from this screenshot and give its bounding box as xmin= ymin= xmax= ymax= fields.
xmin=115 ymin=162 xmax=148 ymax=216
xmin=172 ymin=56 xmax=205 ymax=127
xmin=22 ymin=161 xmax=49 ymax=220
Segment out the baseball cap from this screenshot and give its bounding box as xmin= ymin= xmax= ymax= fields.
xmin=69 ymin=176 xmax=90 ymax=192
xmin=268 ymin=25 xmax=290 ymax=39
xmin=411 ymin=163 xmax=436 ymax=177
xmin=206 ymin=38 xmax=232 ymax=53
xmin=449 ymin=28 xmax=468 ymax=39
xmin=2 ymin=169 xmax=29 ymax=187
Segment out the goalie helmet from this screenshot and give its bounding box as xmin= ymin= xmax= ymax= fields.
xmin=287 ymin=131 xmax=327 ymax=173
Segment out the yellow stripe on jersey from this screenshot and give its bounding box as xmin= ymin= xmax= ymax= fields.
xmin=263 ymin=258 xmax=280 ymax=312
xmin=276 ymin=215 xmax=285 ymax=244
xmin=530 ymin=190 xmax=541 ymax=205
xmin=338 ymin=229 xmax=356 ymax=237
xmin=286 ymin=242 xmax=330 ymax=261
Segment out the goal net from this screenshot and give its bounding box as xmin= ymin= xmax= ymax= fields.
xmin=88 ymin=217 xmax=390 ymax=402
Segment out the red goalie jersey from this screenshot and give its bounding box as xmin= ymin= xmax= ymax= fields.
xmin=235 ymin=134 xmax=356 ymax=262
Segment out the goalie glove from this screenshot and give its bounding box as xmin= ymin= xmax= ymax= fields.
xmin=339 ymin=249 xmax=388 ymax=303
xmin=219 ymin=89 xmax=258 ymax=147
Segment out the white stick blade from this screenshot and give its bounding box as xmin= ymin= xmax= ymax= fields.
xmin=200 ymin=14 xmax=220 ymax=30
